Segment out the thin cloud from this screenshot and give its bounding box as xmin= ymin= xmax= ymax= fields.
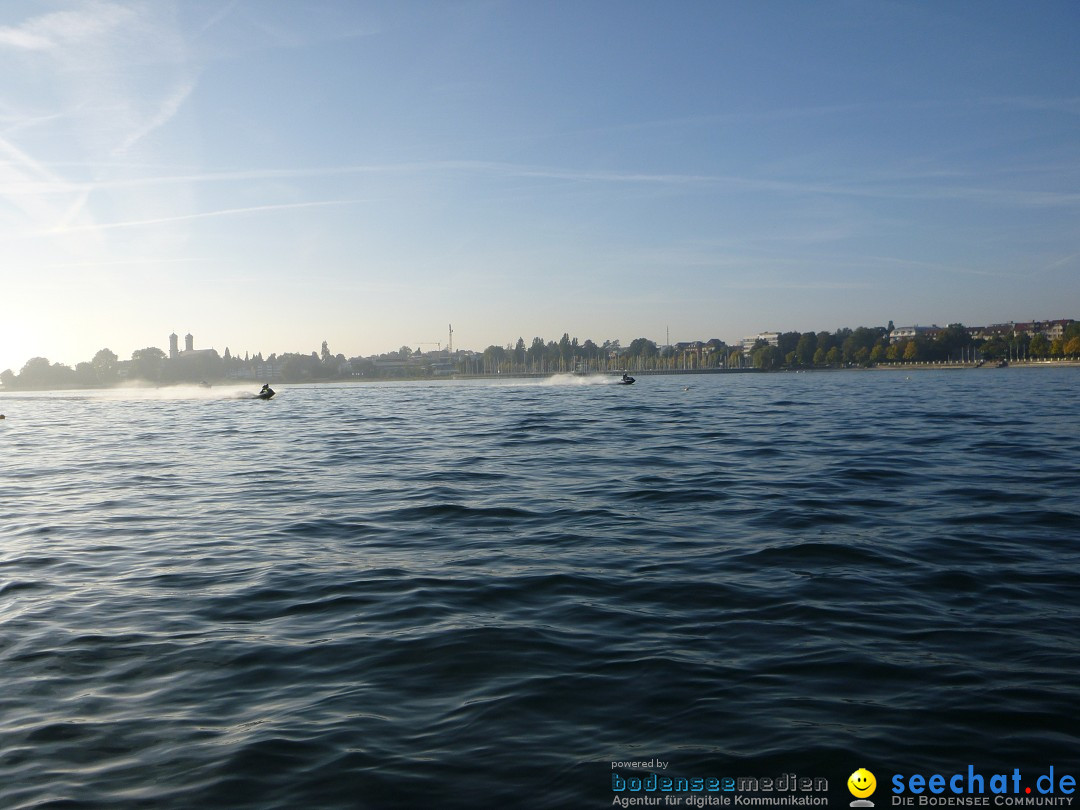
xmin=4 ymin=155 xmax=1078 ymax=224
xmin=1035 ymin=251 xmax=1080 ymax=274
xmin=840 ymin=253 xmax=1016 ymax=280
xmin=113 ymin=79 xmax=198 ymax=155
xmin=0 ymin=3 xmax=135 ymax=51
xmin=196 ymin=0 xmax=242 ymax=36
xmin=46 ymin=199 xmax=365 ymax=234
xmin=0 ymin=3 xmax=201 ymax=237
xmin=0 ymin=133 xmax=80 ymax=225
xmin=41 ymin=256 xmax=210 ymax=268
xmin=0 ymin=27 xmax=52 ymax=50
xmin=723 ymin=279 xmax=872 ymax=291
xmin=982 ymin=96 xmax=1080 ymax=116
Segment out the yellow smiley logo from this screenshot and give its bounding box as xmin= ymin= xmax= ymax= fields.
xmin=848 ymin=768 xmax=877 ymax=798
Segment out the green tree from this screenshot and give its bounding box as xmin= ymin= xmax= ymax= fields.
xmin=777 ymin=332 xmax=801 ymax=358
xmin=74 ymin=362 xmax=97 ymax=386
xmin=1029 ymin=334 xmax=1050 ymax=358
xmin=1065 ymin=337 xmax=1080 ymax=356
xmin=483 ymin=345 xmax=507 ymax=373
xmin=752 ymin=344 xmax=781 ymax=370
xmin=580 ymin=339 xmax=600 ymax=371
xmin=812 ymin=347 xmax=827 ymax=365
xmin=527 ymin=337 xmax=545 ymax=370
xmin=931 ymin=324 xmax=971 ymax=361
xmin=826 ymin=347 xmax=841 ymax=365
xmin=52 ymin=362 xmax=75 ymax=386
xmin=842 ymin=327 xmax=884 ymax=363
xmin=281 ymin=353 xmax=317 ymax=381
xmin=841 ymin=335 xmax=858 ymax=364
xmin=545 ymin=340 xmax=560 ymax=370
xmin=19 ymin=357 xmax=54 ymax=386
xmin=903 ymin=340 xmax=920 ymax=361
xmin=131 ymin=347 xmax=166 ymax=382
xmin=558 ymin=333 xmax=573 ymax=371
xmin=19 ymin=357 xmax=75 ymax=388
xmin=795 ymin=333 xmax=817 ymax=366
xmin=92 ymin=348 xmax=119 ymax=384
xmin=980 ymin=336 xmax=1007 ymax=360
xmin=626 ymin=337 xmax=658 ymax=360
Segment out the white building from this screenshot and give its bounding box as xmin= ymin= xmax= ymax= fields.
xmin=889 ymin=325 xmax=936 ymax=344
xmin=740 ymin=332 xmax=780 ymax=353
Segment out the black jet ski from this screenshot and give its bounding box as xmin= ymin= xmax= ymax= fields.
xmin=618 ymin=374 xmax=636 ymax=385
xmin=256 ymin=384 xmax=275 ymax=400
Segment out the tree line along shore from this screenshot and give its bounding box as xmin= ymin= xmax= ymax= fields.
xmin=3 ymin=321 xmax=1079 ymax=390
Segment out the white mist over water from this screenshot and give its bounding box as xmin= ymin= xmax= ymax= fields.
xmin=541 ymin=374 xmax=620 ymax=386
xmin=2 ymin=384 xmax=266 ymax=402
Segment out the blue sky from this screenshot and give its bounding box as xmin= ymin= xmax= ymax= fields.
xmin=1 ymin=0 xmax=1078 ymax=372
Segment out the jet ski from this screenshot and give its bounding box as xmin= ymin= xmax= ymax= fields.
xmin=256 ymin=384 xmax=275 ymax=400
xmin=618 ymin=374 xmax=636 ymax=385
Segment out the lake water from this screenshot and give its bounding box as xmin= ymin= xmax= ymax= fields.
xmin=2 ymin=369 xmax=1078 ymax=809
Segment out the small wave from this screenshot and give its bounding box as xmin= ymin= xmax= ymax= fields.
xmin=618 ymin=487 xmax=730 ymax=505
xmin=742 ymin=540 xmax=896 ymax=568
xmin=943 ymin=508 xmax=1080 ymax=529
xmin=376 ymin=503 xmax=543 ymax=524
xmin=273 ymin=517 xmax=380 ymax=539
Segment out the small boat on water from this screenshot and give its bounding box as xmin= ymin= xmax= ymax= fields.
xmin=618 ymin=374 xmax=636 ymax=385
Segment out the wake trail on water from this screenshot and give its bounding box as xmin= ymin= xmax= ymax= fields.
xmin=16 ymin=384 xmax=269 ymax=401
xmin=482 ymin=374 xmax=620 ymax=388
xmin=541 ymin=374 xmax=618 ymax=386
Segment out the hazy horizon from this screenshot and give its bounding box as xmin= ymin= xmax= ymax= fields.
xmin=3 ymin=1 xmax=1078 ymax=374
xmin=2 ymin=310 xmax=1078 ymax=377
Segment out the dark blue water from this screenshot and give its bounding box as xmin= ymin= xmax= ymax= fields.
xmin=2 ymin=370 xmax=1078 ymax=809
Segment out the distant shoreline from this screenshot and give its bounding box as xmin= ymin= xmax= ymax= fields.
xmin=3 ymin=360 xmax=1079 ymax=393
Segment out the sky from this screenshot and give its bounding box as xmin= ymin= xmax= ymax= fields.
xmin=1 ymin=0 xmax=1078 ymax=372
